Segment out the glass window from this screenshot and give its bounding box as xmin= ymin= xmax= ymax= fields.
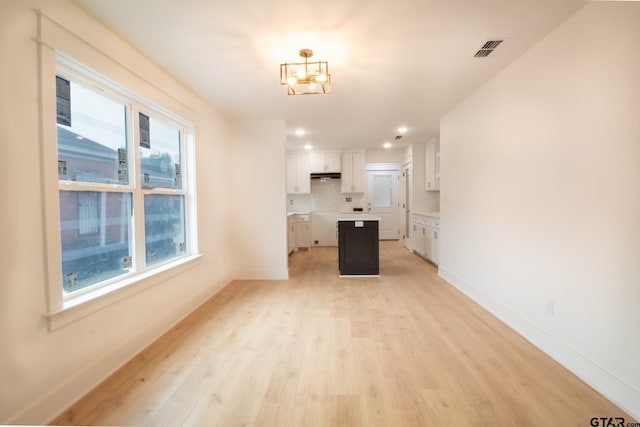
xmin=144 ymin=195 xmax=186 ymax=265
xmin=52 ymin=63 xmax=194 ymax=302
xmin=372 ymin=175 xmax=393 ymax=208
xmin=56 ymin=79 xmax=128 ymax=185
xmin=59 ymin=191 xmax=132 ymax=292
xmin=140 ymin=115 xmax=182 ymax=189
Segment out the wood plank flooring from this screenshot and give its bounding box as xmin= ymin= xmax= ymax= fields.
xmin=52 ymin=242 xmax=632 ymax=426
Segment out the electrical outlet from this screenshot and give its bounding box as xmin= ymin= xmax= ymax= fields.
xmin=345 ymin=197 xmax=352 ymax=202
xmin=289 ymin=199 xmax=294 ymax=205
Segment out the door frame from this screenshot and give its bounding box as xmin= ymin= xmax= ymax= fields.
xmin=400 ymin=161 xmax=411 ymax=249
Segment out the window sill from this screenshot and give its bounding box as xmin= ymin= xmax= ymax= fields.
xmin=43 ymin=254 xmax=203 ymax=331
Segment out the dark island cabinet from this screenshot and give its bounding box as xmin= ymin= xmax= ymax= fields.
xmin=338 ymin=218 xmax=379 ymax=276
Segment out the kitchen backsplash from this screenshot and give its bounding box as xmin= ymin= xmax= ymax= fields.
xmin=341 ymin=193 xmax=366 ymax=212
xmin=288 ymin=180 xmax=366 ymax=213
xmin=311 ymin=179 xmax=365 ymax=212
xmin=288 ymin=194 xmax=311 ymax=212
xmin=311 ymin=180 xmax=342 ymax=211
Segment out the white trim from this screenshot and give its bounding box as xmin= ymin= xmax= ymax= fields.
xmin=38 ymin=16 xmax=200 ymax=325
xmin=184 ymin=129 xmax=199 ymax=258
xmin=365 ymin=162 xmax=400 ymax=171
xmin=131 ymin=107 xmax=146 ymax=271
xmin=38 ymin=24 xmax=65 ymax=312
xmin=44 ymin=254 xmax=203 ymax=330
xmin=438 ymin=266 xmax=640 ymax=421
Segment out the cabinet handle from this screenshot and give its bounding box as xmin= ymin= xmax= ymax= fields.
xmin=434 ymin=231 xmax=438 ymax=239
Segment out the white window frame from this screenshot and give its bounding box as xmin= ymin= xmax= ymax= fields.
xmin=40 ymin=52 xmax=200 ymax=330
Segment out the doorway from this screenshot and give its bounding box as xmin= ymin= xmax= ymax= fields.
xmin=366 ymin=164 xmax=399 ymax=240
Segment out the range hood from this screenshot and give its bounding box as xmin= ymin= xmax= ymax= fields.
xmin=310 ymin=172 xmax=341 ymax=180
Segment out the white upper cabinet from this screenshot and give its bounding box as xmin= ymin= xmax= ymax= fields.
xmin=425 ymin=138 xmax=440 ymax=191
xmin=341 ymin=151 xmax=365 ymax=193
xmin=310 ymin=151 xmax=341 ymax=173
xmin=286 ymin=152 xmax=311 ymax=194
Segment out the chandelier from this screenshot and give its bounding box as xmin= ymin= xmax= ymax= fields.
xmin=280 ymin=49 xmax=331 ymax=95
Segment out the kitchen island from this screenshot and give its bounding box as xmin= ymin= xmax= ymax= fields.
xmin=337 ymin=214 xmax=380 ymax=277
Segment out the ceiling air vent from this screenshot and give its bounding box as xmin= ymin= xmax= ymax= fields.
xmin=395 ymin=135 xmax=403 ymax=140
xmin=474 ymin=39 xmax=503 ymax=58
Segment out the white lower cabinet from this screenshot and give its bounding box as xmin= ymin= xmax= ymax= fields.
xmin=288 ymin=213 xmax=311 ymax=254
xmin=287 ymin=215 xmax=296 ymax=254
xmin=410 ymin=213 xmax=439 ymax=265
xmin=411 ymin=219 xmax=425 ymax=257
xmin=295 ymin=214 xmax=310 ymax=249
xmin=431 ymin=228 xmax=439 ymax=265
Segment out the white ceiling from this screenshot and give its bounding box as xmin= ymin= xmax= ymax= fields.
xmin=71 ymin=0 xmax=586 ymax=151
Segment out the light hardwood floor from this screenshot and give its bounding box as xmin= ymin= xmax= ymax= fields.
xmin=52 ymin=242 xmax=632 ymax=426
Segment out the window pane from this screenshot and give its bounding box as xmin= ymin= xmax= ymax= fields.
xmin=140 ymin=116 xmax=182 ymax=189
xmin=59 ymin=191 xmax=132 ymax=292
xmin=372 ymin=175 xmax=393 ymax=207
xmin=56 ymin=79 xmax=128 ymax=185
xmin=144 ymin=194 xmax=186 ymax=265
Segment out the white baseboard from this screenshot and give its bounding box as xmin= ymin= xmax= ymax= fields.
xmin=9 ymin=275 xmax=232 ymax=425
xmin=438 ymin=266 xmax=640 ymax=421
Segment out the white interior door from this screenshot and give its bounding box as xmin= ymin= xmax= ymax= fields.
xmin=367 ymin=170 xmax=399 ymax=240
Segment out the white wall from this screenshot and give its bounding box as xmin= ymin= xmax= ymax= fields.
xmin=230 ymin=119 xmax=288 ymax=279
xmin=0 ymin=0 xmax=233 ymax=423
xmin=439 ymin=2 xmax=640 ymax=418
xmin=365 ymin=148 xmax=403 ymax=163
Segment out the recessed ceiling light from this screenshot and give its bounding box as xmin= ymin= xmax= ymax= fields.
xmin=397 ymin=126 xmax=408 ymax=134
xmin=383 ymin=142 xmax=392 ymax=149
xmin=304 ymin=144 xmax=312 ymax=150
xmin=296 ymin=129 xmax=305 ymax=136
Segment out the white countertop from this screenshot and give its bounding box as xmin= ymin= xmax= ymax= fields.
xmin=337 ymin=213 xmax=381 ymax=222
xmin=413 ymin=211 xmax=440 ymax=219
xmin=287 ymin=211 xmax=310 ymax=217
